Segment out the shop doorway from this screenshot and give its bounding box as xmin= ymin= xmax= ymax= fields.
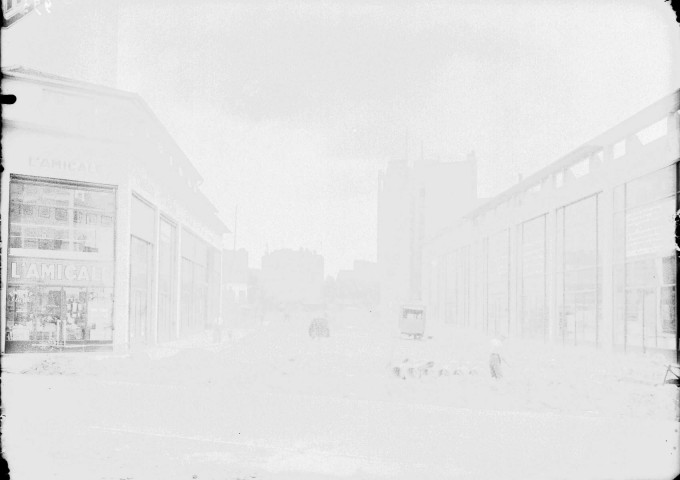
xmin=157 ymin=218 xmax=177 ymax=343
xmin=129 ymin=236 xmax=154 ymax=345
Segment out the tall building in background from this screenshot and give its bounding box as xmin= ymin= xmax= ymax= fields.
xmin=222 ymin=248 xmax=249 ymax=305
xmin=377 ymin=154 xmax=478 ymax=321
xmin=260 ymin=248 xmax=324 ymax=308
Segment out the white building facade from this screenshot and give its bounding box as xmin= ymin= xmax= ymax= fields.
xmin=1 ymin=67 xmax=227 ymax=353
xmin=424 ymin=91 xmax=680 ymax=360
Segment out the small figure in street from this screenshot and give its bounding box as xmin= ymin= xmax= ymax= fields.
xmin=489 ymin=335 xmax=506 ymax=379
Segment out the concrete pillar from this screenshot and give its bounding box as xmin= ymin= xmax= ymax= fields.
xmin=0 ymin=161 xmax=11 ymax=354
xmin=509 ymin=223 xmax=520 ymax=337
xmin=546 ymin=208 xmax=557 ymax=342
xmin=113 ymin=182 xmax=132 ymax=353
xmin=152 ymin=207 xmax=161 ymax=345
xmin=599 ymin=187 xmax=615 ymax=350
xmin=175 ymin=224 xmax=183 ymax=339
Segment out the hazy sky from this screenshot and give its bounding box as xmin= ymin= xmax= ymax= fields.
xmin=3 ymin=0 xmax=679 ymax=275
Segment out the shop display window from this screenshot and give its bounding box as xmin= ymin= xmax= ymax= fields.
xmin=487 ymin=229 xmax=510 ymax=336
xmin=520 ymin=215 xmax=547 ymax=339
xmin=6 ymin=286 xmax=114 ymax=345
xmin=180 ymin=228 xmax=210 ymax=333
xmin=614 ymin=164 xmax=678 ymax=352
xmin=9 ymin=179 xmax=115 ymax=259
xmin=157 ymin=218 xmax=178 ymax=343
xmin=557 ymin=195 xmax=601 ymax=345
xmin=6 ymin=177 xmax=116 ymax=351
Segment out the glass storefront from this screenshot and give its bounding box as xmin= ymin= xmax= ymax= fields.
xmin=181 ymin=228 xmax=209 ymax=334
xmin=475 ymin=238 xmax=489 ymax=332
xmin=129 ymin=195 xmax=156 ymax=346
xmin=613 ymin=164 xmax=677 ymax=352
xmin=207 ymin=246 xmax=221 ymax=327
xmin=452 ymin=246 xmax=470 ymax=326
xmin=444 ymin=253 xmax=454 ymax=324
xmin=157 ymin=217 xmax=178 ymax=343
xmin=487 ymin=229 xmax=510 ymax=336
xmin=556 ymin=194 xmax=603 ymax=346
xmin=519 ymin=215 xmax=547 ymax=339
xmin=6 ymin=176 xmax=116 ymax=352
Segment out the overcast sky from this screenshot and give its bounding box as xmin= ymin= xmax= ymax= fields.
xmin=4 ymin=0 xmax=679 ymax=275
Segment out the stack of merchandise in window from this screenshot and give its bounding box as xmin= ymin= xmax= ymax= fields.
xmin=6 ymin=177 xmax=116 ymax=352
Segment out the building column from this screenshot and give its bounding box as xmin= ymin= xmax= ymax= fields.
xmin=152 ymin=208 xmax=161 ymax=345
xmin=509 ymin=223 xmax=520 ymax=337
xmin=599 ymin=187 xmax=615 ymax=351
xmin=546 ymin=208 xmax=557 ymax=342
xmin=218 ymin=244 xmax=224 ymax=328
xmin=0 ymin=168 xmax=10 ymax=353
xmin=175 ymin=224 xmax=183 ymax=339
xmin=113 ymin=183 xmax=132 ymax=353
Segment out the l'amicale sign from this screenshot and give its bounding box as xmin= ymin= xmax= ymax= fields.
xmin=8 ymin=257 xmax=113 ymax=286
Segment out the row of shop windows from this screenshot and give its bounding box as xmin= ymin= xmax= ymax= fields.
xmin=431 ymin=164 xmax=678 ymax=353
xmin=5 ymin=177 xmax=221 ymax=352
xmin=129 ymin=196 xmax=221 ymax=346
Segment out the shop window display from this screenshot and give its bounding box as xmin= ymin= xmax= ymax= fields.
xmin=6 ymin=177 xmax=115 ymax=352
xmin=487 ymin=230 xmax=510 ymax=336
xmin=180 ymin=229 xmax=210 ymax=334
xmin=157 ymin=218 xmax=178 ymax=343
xmin=9 ymin=180 xmax=115 ymax=258
xmin=443 ymin=253 xmax=453 ymax=324
xmin=613 ymin=164 xmax=678 ymax=352
xmin=6 ymin=286 xmax=114 ymax=347
xmin=520 ymin=215 xmax=547 ymax=340
xmin=451 ymin=246 xmax=471 ymax=327
xmin=556 ymin=195 xmax=601 ymax=346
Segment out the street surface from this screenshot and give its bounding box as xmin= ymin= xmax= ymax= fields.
xmin=2 ymin=308 xmax=679 ymax=480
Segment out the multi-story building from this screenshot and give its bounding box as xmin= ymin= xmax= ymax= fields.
xmin=424 ymin=90 xmax=679 ymax=360
xmin=377 ymin=154 xmax=479 ymax=320
xmin=1 ymin=67 xmax=228 ymax=353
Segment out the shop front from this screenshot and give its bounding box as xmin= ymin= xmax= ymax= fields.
xmin=613 ymin=163 xmax=678 ymax=354
xmin=5 ymin=175 xmax=116 ymax=352
xmin=1 ymin=67 xmax=228 ymax=354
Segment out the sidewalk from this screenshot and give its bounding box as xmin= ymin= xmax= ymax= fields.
xmin=1 ymin=325 xmax=261 ymax=378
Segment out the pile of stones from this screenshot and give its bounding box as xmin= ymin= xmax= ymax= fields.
xmin=391 ymin=358 xmax=480 ymax=379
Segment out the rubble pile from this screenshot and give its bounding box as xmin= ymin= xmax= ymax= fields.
xmin=22 ymin=357 xmax=73 ymax=376
xmin=390 ymin=358 xmax=481 ymax=379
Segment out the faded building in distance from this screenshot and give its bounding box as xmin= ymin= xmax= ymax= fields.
xmin=259 ymin=248 xmax=324 ymax=308
xmin=377 ymin=154 xmax=478 ymax=320
xmin=424 ymin=91 xmax=679 ymax=359
xmin=222 ymin=248 xmax=249 ymax=305
xmin=333 ymin=260 xmax=379 ymax=308
xmin=0 ymin=67 xmax=228 ymax=353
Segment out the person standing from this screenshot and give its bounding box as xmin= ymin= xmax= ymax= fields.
xmin=489 ymin=335 xmax=505 ymax=379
